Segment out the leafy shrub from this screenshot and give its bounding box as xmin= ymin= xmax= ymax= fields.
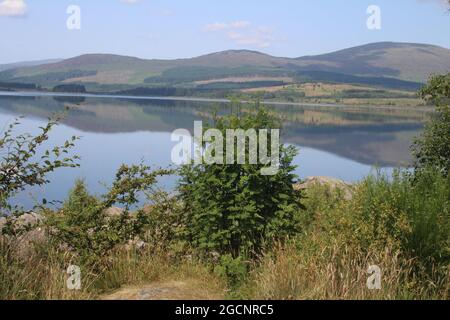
xmin=140 ymin=190 xmax=186 ymax=254
xmin=0 ymin=115 xmax=79 ymax=219
xmin=214 ymin=254 xmax=248 ymax=291
xmin=307 ymin=169 xmax=449 ymax=290
xmin=46 ymin=164 xmax=172 ymax=265
xmin=412 ymin=73 xmax=450 ymax=176
xmin=178 ymin=104 xmax=303 ymax=256
xmin=242 ymin=170 xmax=449 ymax=300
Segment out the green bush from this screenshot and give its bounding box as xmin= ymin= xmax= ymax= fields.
xmin=241 ymin=169 xmax=449 ymax=300
xmin=214 ymin=254 xmax=248 ymax=291
xmin=412 ymin=73 xmax=450 ymax=176
xmin=140 ymin=190 xmax=186 ymax=254
xmin=46 ymin=164 xmax=172 ymax=265
xmin=322 ymin=169 xmax=449 ymax=274
xmin=178 ymin=104 xmax=303 ymax=256
xmin=0 ymin=116 xmax=79 ymax=219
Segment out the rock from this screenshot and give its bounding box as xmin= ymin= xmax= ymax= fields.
xmin=15 ymin=212 xmax=44 ymax=229
xmin=295 ymin=176 xmax=354 ymax=200
xmin=209 ymin=251 xmax=221 ymax=263
xmin=0 ymin=212 xmax=47 ymax=258
xmin=103 ymin=207 xmax=129 ymax=223
xmin=0 ymin=217 xmax=6 ymax=233
xmin=0 ymin=212 xmax=44 ymax=235
xmin=15 ymin=227 xmax=47 ymax=258
xmin=103 ymin=207 xmax=125 ymax=218
xmin=125 ymin=238 xmax=147 ymax=251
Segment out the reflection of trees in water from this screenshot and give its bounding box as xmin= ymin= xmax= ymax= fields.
xmin=283 ymin=122 xmax=423 ymax=167
xmin=262 ymin=104 xmax=428 ymax=125
xmin=0 ymin=95 xmax=425 ymax=166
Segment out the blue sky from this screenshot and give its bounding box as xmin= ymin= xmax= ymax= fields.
xmin=0 ymin=0 xmax=449 ymax=64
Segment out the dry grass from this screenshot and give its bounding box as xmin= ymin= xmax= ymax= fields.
xmin=0 ymin=237 xmax=95 ymax=300
xmin=243 ymin=241 xmax=444 ymax=300
xmin=0 ymin=237 xmax=227 ymax=300
xmin=93 ymin=248 xmax=226 ymax=297
xmin=1 ymin=172 xmax=448 ymax=300
xmin=238 ymin=174 xmax=450 ymax=300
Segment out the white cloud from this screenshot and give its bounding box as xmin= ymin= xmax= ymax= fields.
xmin=229 ymin=21 xmax=251 ymax=29
xmin=204 ymin=21 xmax=251 ymax=32
xmin=204 ymin=22 xmax=229 ymax=32
xmin=0 ymin=0 xmax=27 ymax=17
xmin=227 ymin=28 xmax=275 ymax=48
xmin=204 ymin=21 xmax=277 ymax=48
xmin=120 ymin=0 xmax=140 ymax=4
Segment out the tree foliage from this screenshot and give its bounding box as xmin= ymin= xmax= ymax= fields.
xmin=178 ymin=103 xmax=303 ymax=256
xmin=46 ymin=164 xmax=172 ymax=265
xmin=412 ymin=73 xmax=450 ymax=176
xmin=0 ymin=115 xmax=79 ymax=216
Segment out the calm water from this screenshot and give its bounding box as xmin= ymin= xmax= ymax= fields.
xmin=0 ymin=93 xmax=428 ymax=208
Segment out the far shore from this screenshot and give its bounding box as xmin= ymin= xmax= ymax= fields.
xmin=0 ymin=90 xmax=433 ymax=112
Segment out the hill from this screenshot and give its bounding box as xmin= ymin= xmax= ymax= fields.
xmin=0 ymin=42 xmax=449 ymax=92
xmin=295 ymin=42 xmax=450 ymax=82
xmin=0 ymin=59 xmax=62 ymax=72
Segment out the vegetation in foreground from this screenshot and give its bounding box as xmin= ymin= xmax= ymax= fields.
xmin=0 ymin=74 xmax=449 ymax=300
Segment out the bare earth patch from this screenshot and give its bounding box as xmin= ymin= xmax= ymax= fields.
xmin=101 ymin=280 xmax=225 ymax=300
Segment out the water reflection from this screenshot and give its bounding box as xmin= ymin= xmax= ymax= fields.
xmin=0 ymin=94 xmax=427 ymax=166
xmin=0 ymin=93 xmax=428 ymax=207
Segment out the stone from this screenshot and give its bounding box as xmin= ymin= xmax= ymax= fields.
xmin=103 ymin=207 xmax=125 ymax=217
xmin=0 ymin=217 xmax=6 ymax=233
xmin=295 ymin=176 xmax=354 ymax=200
xmin=15 ymin=212 xmax=44 ymax=229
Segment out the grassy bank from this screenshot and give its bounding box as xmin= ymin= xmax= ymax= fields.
xmin=1 ymin=170 xmax=448 ymax=300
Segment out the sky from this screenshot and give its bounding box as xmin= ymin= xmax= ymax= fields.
xmin=0 ymin=0 xmax=449 ymax=64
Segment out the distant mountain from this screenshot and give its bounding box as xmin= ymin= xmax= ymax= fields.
xmin=0 ymin=59 xmax=62 ymax=72
xmin=295 ymin=42 xmax=450 ymax=82
xmin=0 ymin=42 xmax=449 ymax=91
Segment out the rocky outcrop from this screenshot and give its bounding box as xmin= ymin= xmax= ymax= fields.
xmin=1 ymin=207 xmax=147 ymax=257
xmin=0 ymin=212 xmax=44 ymax=234
xmin=103 ymin=206 xmax=125 ymax=218
xmin=295 ymin=176 xmax=354 ymax=200
xmin=0 ymin=216 xmax=6 ymax=234
xmin=0 ymin=212 xmax=46 ymax=258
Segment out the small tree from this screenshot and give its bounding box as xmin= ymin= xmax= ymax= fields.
xmin=0 ymin=115 xmax=79 ymax=217
xmin=178 ymin=104 xmax=303 ymax=256
xmin=46 ymin=164 xmax=172 ymax=265
xmin=412 ymin=73 xmax=450 ymax=176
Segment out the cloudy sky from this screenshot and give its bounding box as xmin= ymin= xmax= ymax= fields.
xmin=0 ymin=0 xmax=449 ymax=63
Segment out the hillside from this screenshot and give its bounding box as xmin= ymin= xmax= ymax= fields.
xmin=296 ymin=42 xmax=450 ymax=82
xmin=0 ymin=59 xmax=62 ymax=72
xmin=0 ymin=42 xmax=449 ymax=92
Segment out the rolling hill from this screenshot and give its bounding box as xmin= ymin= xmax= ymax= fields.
xmin=0 ymin=59 xmax=62 ymax=72
xmin=295 ymin=42 xmax=450 ymax=82
xmin=0 ymin=42 xmax=449 ymax=93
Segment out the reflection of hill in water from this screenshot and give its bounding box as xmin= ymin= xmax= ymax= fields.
xmin=0 ymin=95 xmax=427 ymax=167
xmin=284 ymin=123 xmax=422 ymax=166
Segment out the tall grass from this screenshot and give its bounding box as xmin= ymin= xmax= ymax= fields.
xmin=0 ymin=169 xmax=448 ymax=300
xmin=0 ymin=237 xmax=226 ymax=300
xmin=0 ymin=237 xmax=94 ymax=300
xmin=240 ymin=169 xmax=449 ymax=300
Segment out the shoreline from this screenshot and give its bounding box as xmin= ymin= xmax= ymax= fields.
xmin=0 ymin=90 xmax=433 ymax=112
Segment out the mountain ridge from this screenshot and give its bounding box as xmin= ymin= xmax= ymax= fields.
xmin=1 ymin=42 xmax=449 ymax=91
xmin=0 ymin=59 xmax=63 ymax=72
